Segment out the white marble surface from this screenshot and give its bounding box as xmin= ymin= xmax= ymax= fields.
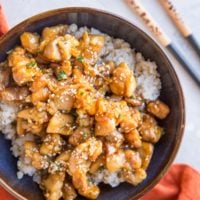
xmin=1 ymin=0 xmax=200 ymax=170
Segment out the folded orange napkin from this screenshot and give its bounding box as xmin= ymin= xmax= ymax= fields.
xmin=0 ymin=5 xmax=8 ymax=36
xmin=0 ymin=186 xmax=16 ymax=200
xmin=141 ymin=164 xmax=200 ymax=200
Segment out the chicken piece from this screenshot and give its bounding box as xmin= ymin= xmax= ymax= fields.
xmin=38 ymin=25 xmax=70 ymax=62
xmin=96 ymin=62 xmax=115 ymax=77
xmin=30 ymin=75 xmax=51 ymax=104
xmin=68 ymin=127 xmax=92 ymax=146
xmin=83 ymin=62 xmax=98 ymax=77
xmin=72 ymin=170 xmax=100 ymax=199
xmin=76 ymin=111 xmax=94 ymax=127
xmin=47 ymin=87 xmax=75 ymax=114
xmin=106 ymin=130 xmax=124 ymax=148
xmin=138 ymin=142 xmax=154 ymax=170
xmin=69 ymin=138 xmax=102 ymax=199
xmin=110 ymin=62 xmax=136 ymax=97
xmin=24 ymin=141 xmax=47 ymax=170
xmin=62 ymin=182 xmax=77 ymax=200
xmin=69 ymin=137 xmax=102 ymax=175
xmin=124 ymin=129 xmax=142 ymax=148
xmin=0 ymin=61 xmax=11 ymax=91
xmin=17 ymin=108 xmax=49 ymax=135
xmin=0 ymin=86 xmax=29 ymax=103
xmin=90 ymin=155 xmax=105 ymax=174
xmin=120 ymin=109 xmax=142 ymax=133
xmin=49 ymin=151 xmax=71 ymax=174
xmin=34 ymin=53 xmax=50 ymax=64
xmin=147 ymin=100 xmax=170 ymax=119
xmin=40 ymin=134 xmax=65 ymax=156
xmin=54 ymin=61 xmax=72 ymax=80
xmin=58 ymin=34 xmax=80 ymax=60
xmin=108 ymin=95 xmax=123 ymax=102
xmin=139 ymin=114 xmax=164 ymax=143
xmin=60 ymin=61 xmax=72 ymax=76
xmin=96 ymin=83 xmax=110 ymax=96
xmin=30 ymin=74 xmax=49 ymax=92
xmin=16 ymin=118 xmax=43 ymax=135
xmin=42 ymin=25 xmax=68 ymax=40
xmin=56 ymin=151 xmax=71 ymax=163
xmin=42 ymin=37 xmax=62 ymax=62
xmin=95 ymin=115 xmax=116 ymax=136
xmin=83 ymin=61 xmax=111 ymax=92
xmin=8 ymin=47 xmax=26 ymax=66
xmin=125 ymin=97 xmax=143 ymax=107
xmin=8 ymin=47 xmax=41 ymax=85
xmin=42 ymin=35 xmax=79 ymax=62
xmin=106 ymin=150 xmax=126 ymax=173
xmin=95 ymin=99 xmax=130 ymax=136
xmin=95 ymin=98 xmax=109 ymax=114
xmin=42 ymin=172 xmax=65 ymax=200
xmin=72 ymin=68 xmax=87 ymax=85
xmin=31 ymin=73 xmax=57 ymax=92
xmin=74 ymin=87 xmax=97 ymax=115
xmin=31 ymin=87 xmax=49 ymax=104
xmin=20 ymin=32 xmax=40 ymax=54
xmin=47 ymin=112 xmax=74 ymax=135
xmin=124 ymin=150 xmax=142 ymax=170
xmin=104 ymin=143 xmax=117 ymax=155
xmin=61 ymin=60 xmax=72 ymax=76
xmin=16 ymin=118 xmax=25 ymax=135
xmin=121 ymin=168 xmax=147 ymax=186
xmin=79 ymin=32 xmax=105 ymax=65
xmin=17 ymin=107 xmax=49 ymax=124
xmin=96 ymin=98 xmax=129 ymax=123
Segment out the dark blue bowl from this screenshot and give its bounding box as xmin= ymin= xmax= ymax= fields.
xmin=0 ymin=7 xmax=185 ymax=200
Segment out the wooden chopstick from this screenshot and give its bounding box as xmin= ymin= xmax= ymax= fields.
xmin=125 ymin=0 xmax=200 ymax=87
xmin=159 ymin=0 xmax=200 ymax=57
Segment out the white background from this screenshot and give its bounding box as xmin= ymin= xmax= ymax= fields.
xmin=1 ymin=0 xmax=200 ymax=170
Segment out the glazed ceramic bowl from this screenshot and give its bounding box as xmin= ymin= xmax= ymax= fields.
xmin=0 ymin=7 xmax=185 ymax=200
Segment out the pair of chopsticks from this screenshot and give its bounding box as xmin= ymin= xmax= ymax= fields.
xmin=125 ymin=0 xmax=200 ymax=87
xmin=160 ymin=0 xmax=200 ymax=58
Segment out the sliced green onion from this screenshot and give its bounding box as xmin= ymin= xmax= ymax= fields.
xmin=77 ymin=56 xmax=84 ymax=63
xmin=26 ymin=61 xmax=37 ymax=68
xmin=57 ymin=70 xmax=67 ymax=81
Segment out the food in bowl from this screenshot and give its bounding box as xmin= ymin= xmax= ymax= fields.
xmin=0 ymin=24 xmax=170 ymax=200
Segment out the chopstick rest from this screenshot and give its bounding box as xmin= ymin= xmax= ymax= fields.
xmin=125 ymin=0 xmax=200 ymax=87
xmin=159 ymin=0 xmax=200 ymax=57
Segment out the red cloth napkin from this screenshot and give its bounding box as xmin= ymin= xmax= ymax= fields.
xmin=0 ymin=187 xmax=16 ymax=200
xmin=0 ymin=5 xmax=8 ymax=36
xmin=141 ymin=164 xmax=200 ymax=200
xmin=0 ymin=6 xmax=200 ymax=200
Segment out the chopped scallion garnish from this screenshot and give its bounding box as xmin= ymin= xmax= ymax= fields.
xmin=77 ymin=56 xmax=84 ymax=63
xmin=57 ymin=70 xmax=67 ymax=81
xmin=26 ymin=61 xmax=37 ymax=68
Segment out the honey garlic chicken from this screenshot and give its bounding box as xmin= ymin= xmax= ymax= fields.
xmin=0 ymin=24 xmax=170 ymax=200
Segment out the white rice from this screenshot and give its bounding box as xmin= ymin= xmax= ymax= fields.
xmin=135 ymin=53 xmax=161 ymax=100
xmin=92 ymin=169 xmax=124 ymax=187
xmin=0 ymin=103 xmax=18 ymax=140
xmin=0 ymin=24 xmax=162 ymax=187
xmin=17 ymin=157 xmax=36 ymax=178
xmin=11 ymin=133 xmax=35 ymax=157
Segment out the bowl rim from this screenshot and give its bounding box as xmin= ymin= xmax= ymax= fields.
xmin=0 ymin=6 xmax=185 ymax=200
